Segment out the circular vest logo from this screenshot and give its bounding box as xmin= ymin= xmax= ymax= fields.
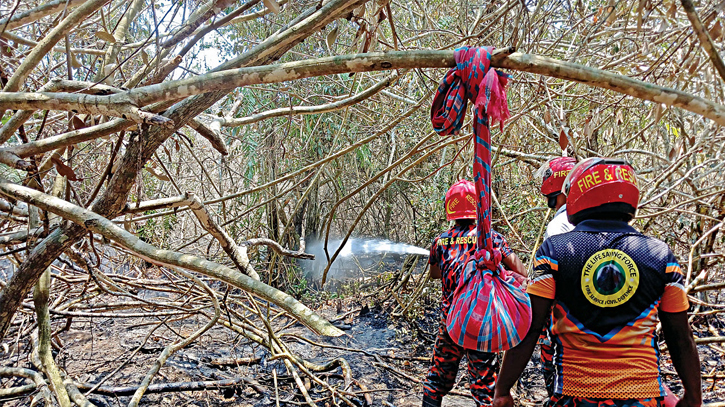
xmin=581 ymin=249 xmax=639 ymax=307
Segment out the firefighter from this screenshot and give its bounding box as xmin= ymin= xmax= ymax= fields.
xmin=537 ymin=157 xmax=577 ymax=239
xmin=536 ymin=156 xmax=577 ymax=396
xmin=493 ymin=158 xmax=702 ymax=407
xmin=423 ymin=180 xmax=525 ymax=407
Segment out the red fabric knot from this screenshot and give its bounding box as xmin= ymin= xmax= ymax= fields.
xmin=475 ymin=248 xmax=502 ymax=272
xmin=430 ymin=47 xmax=511 ymax=137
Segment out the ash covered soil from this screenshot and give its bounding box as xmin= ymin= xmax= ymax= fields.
xmin=1 ymin=287 xmax=724 ymax=406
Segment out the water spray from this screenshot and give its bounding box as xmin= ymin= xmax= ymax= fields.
xmin=302 ymin=238 xmax=428 ymax=281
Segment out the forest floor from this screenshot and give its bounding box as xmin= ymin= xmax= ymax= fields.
xmin=1 ymin=275 xmax=724 ymax=406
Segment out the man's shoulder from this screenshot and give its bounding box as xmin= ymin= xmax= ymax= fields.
xmin=546 ymin=222 xmax=675 ymax=264
xmin=619 ymin=232 xmax=674 ymax=260
xmin=545 ymin=211 xmax=575 ymax=238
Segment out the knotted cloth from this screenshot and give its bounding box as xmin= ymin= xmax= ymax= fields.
xmin=431 ymin=46 xmax=532 ymax=352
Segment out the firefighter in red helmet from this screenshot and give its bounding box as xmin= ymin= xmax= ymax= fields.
xmin=493 ymin=159 xmax=702 ymax=407
xmin=422 ymin=180 xmax=525 ymax=407
xmin=537 ymin=156 xmax=577 ymax=238
xmin=535 ymin=156 xmax=577 ymax=397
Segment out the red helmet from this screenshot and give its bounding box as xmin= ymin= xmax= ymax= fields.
xmin=445 ymin=180 xmax=476 ymax=221
xmin=537 ymin=157 xmax=576 ymax=207
xmin=563 ymin=157 xmax=639 ymax=225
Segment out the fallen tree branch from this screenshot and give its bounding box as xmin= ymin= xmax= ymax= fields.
xmin=242 ymin=238 xmax=315 ymax=259
xmin=694 ymin=336 xmax=725 ymax=344
xmin=691 ymin=281 xmax=725 ymax=293
xmin=73 ymin=377 xmax=262 ymax=396
xmin=0 ymin=92 xmax=173 ymax=127
xmin=0 ymin=383 xmax=36 ymax=398
xmin=128 ymin=267 xmax=219 ymax=407
xmin=0 ymin=177 xmax=342 ymax=337
xmin=6 ymin=119 xmax=132 ymax=158
xmin=32 ymin=267 xmax=72 ymax=407
xmin=0 ymin=367 xmax=52 ymax=404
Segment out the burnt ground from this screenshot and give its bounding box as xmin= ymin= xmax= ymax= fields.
xmin=1 ymin=280 xmax=725 ymax=406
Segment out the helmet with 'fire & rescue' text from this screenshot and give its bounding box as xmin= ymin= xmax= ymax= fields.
xmin=536 ymin=157 xmax=576 ymax=209
xmin=445 ymin=180 xmax=477 ymax=221
xmin=563 ymin=157 xmax=639 ymax=225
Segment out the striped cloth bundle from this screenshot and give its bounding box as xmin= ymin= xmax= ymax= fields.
xmin=431 ymin=46 xmax=532 ymax=352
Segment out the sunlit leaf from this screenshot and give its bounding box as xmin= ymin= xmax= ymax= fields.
xmin=667 ymin=1 xmax=676 ymax=19
xmin=51 ymin=156 xmax=79 ymax=181
xmin=145 ymin=166 xmax=170 ymax=181
xmin=653 ymin=103 xmax=666 ymax=123
xmin=559 ymin=129 xmax=569 ymax=150
xmin=70 ymin=52 xmax=81 ymax=68
xmin=263 ymin=0 xmax=280 ymax=14
xmin=710 ymin=20 xmax=722 ymax=41
xmin=326 ymin=26 xmax=339 ymax=50
xmin=96 ymin=30 xmax=116 ymax=43
xmin=71 ymin=115 xmax=86 ymax=130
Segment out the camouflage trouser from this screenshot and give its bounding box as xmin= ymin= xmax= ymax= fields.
xmin=539 ymin=313 xmax=555 ymax=396
xmin=546 ymin=394 xmax=664 ymax=407
xmin=423 ymin=320 xmax=498 ymax=406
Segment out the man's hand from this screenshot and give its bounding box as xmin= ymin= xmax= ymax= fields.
xmin=492 ymin=393 xmax=514 ymax=407
xmin=494 ymin=296 xmax=553 ymax=402
xmin=503 ymin=253 xmax=527 ymax=278
xmin=429 ymin=263 xmax=441 ymax=280
xmin=674 ymin=392 xmax=702 ymax=407
xmin=661 ymin=310 xmax=702 ymax=407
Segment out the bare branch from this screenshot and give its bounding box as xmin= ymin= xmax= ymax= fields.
xmin=680 ymin=0 xmax=725 ymax=82
xmin=185 ymin=192 xmax=261 ymax=280
xmin=5 ymin=49 xmax=725 ymax=126
xmin=0 ymin=0 xmax=87 ymax=31
xmin=0 ymin=177 xmax=343 ymax=337
xmin=215 ymin=72 xmax=401 ymax=127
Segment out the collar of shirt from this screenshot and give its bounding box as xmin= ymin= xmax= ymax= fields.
xmin=555 ymin=204 xmax=567 ymax=217
xmin=573 ymin=219 xmax=637 ymax=234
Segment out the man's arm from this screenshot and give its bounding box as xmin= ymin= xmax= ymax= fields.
xmin=429 ymin=263 xmax=441 ymax=279
xmin=502 ymin=253 xmax=527 ymax=278
xmin=660 ymin=311 xmax=702 ymax=407
xmin=493 ymin=295 xmax=554 ymax=406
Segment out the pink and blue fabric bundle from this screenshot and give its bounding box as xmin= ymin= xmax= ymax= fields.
xmin=431 ymin=46 xmax=532 ymax=353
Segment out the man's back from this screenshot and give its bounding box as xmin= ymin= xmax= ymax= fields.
xmin=528 ymin=219 xmax=688 ymax=399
